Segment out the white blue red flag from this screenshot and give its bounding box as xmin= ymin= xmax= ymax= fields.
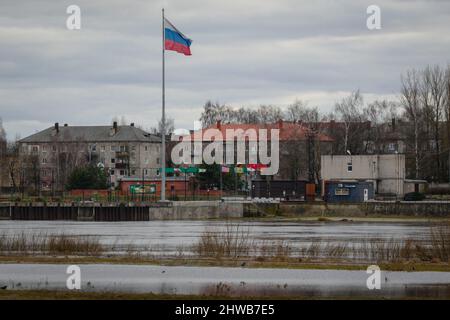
xmin=164 ymin=18 xmax=192 ymax=56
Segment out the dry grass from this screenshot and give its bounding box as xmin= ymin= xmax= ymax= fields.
xmin=0 ymin=232 xmax=104 ymax=256
xmin=194 ymin=223 xmax=253 ymax=258
xmin=193 ymin=223 xmax=450 ymax=264
xmin=429 ymin=224 xmax=450 ymax=261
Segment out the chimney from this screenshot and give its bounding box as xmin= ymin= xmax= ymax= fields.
xmin=113 ymin=121 xmax=118 ymax=133
xmin=391 ymin=118 xmax=396 ymax=131
xmin=130 ymin=123 xmax=135 ymax=127
xmin=54 ymin=122 xmax=59 ymax=133
xmin=216 ymin=120 xmax=221 ymax=130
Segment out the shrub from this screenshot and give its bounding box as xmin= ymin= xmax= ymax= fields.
xmin=66 ymin=165 xmax=108 ymax=190
xmin=403 ymin=192 xmax=425 ymax=201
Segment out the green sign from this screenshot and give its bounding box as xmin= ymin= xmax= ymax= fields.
xmin=130 ymin=184 xmax=156 ymax=194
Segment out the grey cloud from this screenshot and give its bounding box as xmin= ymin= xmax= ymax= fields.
xmin=0 ymin=0 xmax=450 ymax=139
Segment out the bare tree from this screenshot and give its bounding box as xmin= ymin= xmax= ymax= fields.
xmin=234 ymin=107 xmax=259 ymax=124
xmin=334 ymin=90 xmax=366 ymax=154
xmin=200 ymin=101 xmax=284 ymax=126
xmin=285 ymin=100 xmax=319 ymax=124
xmin=147 ymin=118 xmax=175 ymax=135
xmin=426 ymin=65 xmax=446 ymax=180
xmin=445 ymin=65 xmax=450 ymax=182
xmin=256 ymin=105 xmax=283 ymax=123
xmin=200 ymin=101 xmax=233 ymax=127
xmin=0 ymin=118 xmax=6 ymax=157
xmin=155 ymin=118 xmax=175 ymax=135
xmin=363 ymin=100 xmax=399 ymax=153
xmin=401 ymin=69 xmax=422 ymax=179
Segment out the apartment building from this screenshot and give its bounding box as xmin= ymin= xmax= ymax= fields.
xmin=18 ymin=122 xmax=161 ymax=191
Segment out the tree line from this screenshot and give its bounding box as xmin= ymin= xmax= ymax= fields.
xmin=199 ymin=64 xmax=450 ymax=182
xmin=1 ymin=64 xmax=450 ymax=189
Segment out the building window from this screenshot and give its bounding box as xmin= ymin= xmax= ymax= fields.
xmin=101 ymin=145 xmax=105 ymax=152
xmin=110 ymin=170 xmax=115 ymax=175
xmin=32 ymin=146 xmax=39 ymax=152
xmin=111 ymin=158 xmax=115 ymax=164
xmin=52 ymin=145 xmax=57 ymax=152
xmin=335 ymin=188 xmax=350 ymax=196
xmin=144 ymin=145 xmax=148 ymax=151
xmin=120 ymin=145 xmax=126 ymax=152
xmin=388 ymin=143 xmax=396 ymax=152
xmin=120 ymin=170 xmax=125 ymax=176
xmin=156 ymin=158 xmax=160 ymax=165
xmin=347 ymin=161 xmax=352 ymax=172
xmin=42 ymin=158 xmax=47 ymax=164
xmin=111 ymin=145 xmax=116 ymax=151
xmin=131 ymin=170 xmax=136 ymax=175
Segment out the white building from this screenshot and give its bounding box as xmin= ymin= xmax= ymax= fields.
xmin=321 ymin=154 xmax=406 ymax=197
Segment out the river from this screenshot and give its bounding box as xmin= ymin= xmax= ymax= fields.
xmin=0 ymin=219 xmax=434 ymax=256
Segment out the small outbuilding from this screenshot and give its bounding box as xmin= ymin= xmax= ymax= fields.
xmin=323 ymin=180 xmax=374 ymax=203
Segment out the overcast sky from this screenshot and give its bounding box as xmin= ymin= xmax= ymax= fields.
xmin=1 ymin=0 xmax=450 ymax=140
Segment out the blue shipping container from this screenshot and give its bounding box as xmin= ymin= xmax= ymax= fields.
xmin=324 ymin=181 xmax=374 ymax=203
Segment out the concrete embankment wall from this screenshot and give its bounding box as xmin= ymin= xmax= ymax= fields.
xmin=280 ymin=201 xmax=450 ymax=217
xmin=148 ymin=201 xmax=243 ymax=220
xmin=0 ymin=201 xmax=244 ymax=221
xmin=1 ymin=200 xmax=449 ymax=221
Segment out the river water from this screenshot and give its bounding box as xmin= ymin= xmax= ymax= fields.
xmin=0 ymin=220 xmax=434 ymax=256
xmin=0 ymin=220 xmax=448 ymax=298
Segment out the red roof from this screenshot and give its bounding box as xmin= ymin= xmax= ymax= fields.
xmin=188 ymin=121 xmax=333 ymax=142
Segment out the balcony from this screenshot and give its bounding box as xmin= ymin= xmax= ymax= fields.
xmin=115 ymin=163 xmax=128 ymax=169
xmin=116 ymin=151 xmax=129 ymax=158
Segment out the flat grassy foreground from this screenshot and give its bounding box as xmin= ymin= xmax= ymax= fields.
xmin=0 ymin=290 xmax=240 ymax=300
xmin=2 ymin=289 xmax=448 ymax=300
xmin=1 ymin=254 xmax=450 ymax=272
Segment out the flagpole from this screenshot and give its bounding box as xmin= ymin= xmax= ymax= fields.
xmin=220 ymin=165 xmax=223 ymax=199
xmin=161 ymin=8 xmax=166 ymax=201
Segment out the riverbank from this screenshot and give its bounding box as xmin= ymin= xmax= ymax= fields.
xmin=2 ymin=200 xmax=450 ymax=221
xmin=1 ymin=254 xmax=450 ymax=272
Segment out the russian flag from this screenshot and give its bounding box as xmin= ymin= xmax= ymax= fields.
xmin=164 ymin=18 xmax=192 ymax=56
